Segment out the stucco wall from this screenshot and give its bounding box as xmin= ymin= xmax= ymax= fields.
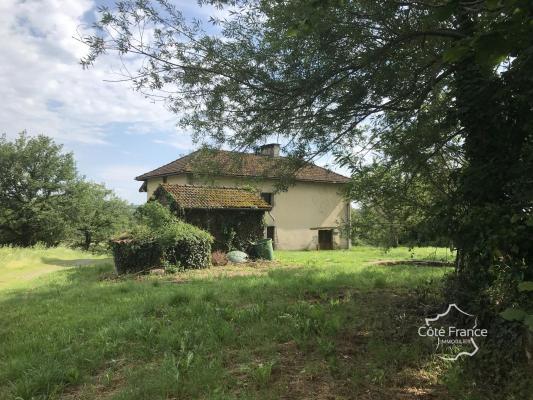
xmin=146 ymin=174 xmax=188 ymax=197
xmin=145 ymin=174 xmax=350 ymax=250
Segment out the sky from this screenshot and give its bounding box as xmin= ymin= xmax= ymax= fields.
xmin=0 ymin=0 xmax=346 ymax=204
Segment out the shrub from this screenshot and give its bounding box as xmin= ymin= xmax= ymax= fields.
xmin=134 ymin=201 xmax=175 ymax=230
xmin=162 ymin=259 xmax=181 ymax=274
xmin=211 ymin=250 xmax=228 ymax=266
xmin=111 ymin=202 xmax=213 ymax=274
xmin=110 ymin=237 xmax=163 ymax=274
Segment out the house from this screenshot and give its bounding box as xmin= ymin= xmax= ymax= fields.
xmin=136 ymin=144 xmax=351 ymax=250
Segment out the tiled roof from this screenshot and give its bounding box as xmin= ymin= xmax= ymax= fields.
xmin=157 ymin=184 xmax=272 ymax=210
xmin=136 ymin=149 xmax=349 ymax=183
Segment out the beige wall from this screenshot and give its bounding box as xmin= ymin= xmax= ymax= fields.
xmin=146 ymin=174 xmax=188 ymax=197
xmin=145 ymin=174 xmax=350 ymax=250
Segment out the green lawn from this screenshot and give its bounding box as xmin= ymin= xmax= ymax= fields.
xmin=0 ymin=246 xmax=108 ymax=291
xmin=0 ymin=246 xmax=458 ymax=399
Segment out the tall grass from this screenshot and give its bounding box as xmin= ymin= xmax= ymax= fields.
xmin=0 ymin=246 xmax=458 ymax=399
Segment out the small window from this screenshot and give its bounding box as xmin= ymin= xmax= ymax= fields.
xmin=261 ymin=192 xmax=273 ymax=206
xmin=162 ymin=176 xmax=168 ymax=183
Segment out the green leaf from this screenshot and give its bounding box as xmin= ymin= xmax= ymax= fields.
xmin=524 ymin=315 xmax=533 ymax=332
xmin=435 ymin=1 xmax=455 ymax=21
xmin=485 ymin=0 xmax=500 ymax=11
xmin=473 ymin=32 xmax=511 ymax=67
xmin=286 ymin=26 xmax=299 ymax=37
xmin=443 ymin=45 xmax=469 ymax=63
xmin=500 ymin=308 xmax=527 ymax=321
xmin=518 ymin=281 xmax=533 ymax=292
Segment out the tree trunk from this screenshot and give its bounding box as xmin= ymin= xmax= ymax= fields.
xmin=83 ymin=231 xmax=92 ymax=251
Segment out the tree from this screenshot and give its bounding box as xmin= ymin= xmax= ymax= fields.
xmin=82 ymin=0 xmax=532 ymax=269
xmin=347 ymin=163 xmax=452 ymax=248
xmin=66 ymin=181 xmax=134 ymax=251
xmin=0 ymin=132 xmax=77 ymax=246
xmin=82 ymin=0 xmax=533 ymax=373
xmin=0 ymin=133 xmax=134 ymax=249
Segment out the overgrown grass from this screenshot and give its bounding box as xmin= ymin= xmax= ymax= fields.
xmin=0 ymin=246 xmax=456 ymax=399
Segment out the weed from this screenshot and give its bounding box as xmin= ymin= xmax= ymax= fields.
xmin=251 ymin=361 xmax=276 ymax=388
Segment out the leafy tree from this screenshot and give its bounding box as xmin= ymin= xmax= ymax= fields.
xmin=0 ymin=133 xmax=134 ymax=249
xmin=82 ymin=2 xmax=533 ymax=391
xmin=0 ymin=132 xmax=77 ymax=246
xmin=348 ymin=164 xmax=451 ymax=248
xmin=82 ymin=0 xmax=532 ymax=271
xmin=66 ymin=181 xmax=134 ymax=251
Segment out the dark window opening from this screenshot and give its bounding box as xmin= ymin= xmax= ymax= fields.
xmin=261 ymin=192 xmax=273 ymax=205
xmin=318 ymin=229 xmax=333 ymax=250
xmin=163 ymin=176 xmax=168 ymax=183
xmin=266 ymin=226 xmax=275 ymax=248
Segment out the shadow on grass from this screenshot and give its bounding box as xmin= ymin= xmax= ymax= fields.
xmin=40 ymin=257 xmax=112 ymax=268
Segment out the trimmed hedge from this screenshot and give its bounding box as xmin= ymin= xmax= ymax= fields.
xmin=161 ymin=221 xmax=213 ymax=269
xmin=110 ymin=238 xmax=163 ymax=274
xmin=110 ymin=202 xmax=213 ymax=274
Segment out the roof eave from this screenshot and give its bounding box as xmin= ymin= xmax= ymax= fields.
xmin=181 ymin=206 xmax=272 ymax=211
xmin=136 ymin=171 xmax=349 ymax=184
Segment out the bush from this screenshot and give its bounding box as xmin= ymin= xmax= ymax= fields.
xmin=111 ymin=202 xmax=213 ymax=274
xmin=110 ymin=238 xmax=162 ymax=274
xmin=211 ymin=250 xmax=228 ymax=266
xmin=161 ymin=259 xmax=181 ymax=274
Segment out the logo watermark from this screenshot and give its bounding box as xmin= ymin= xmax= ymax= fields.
xmin=418 ymin=303 xmax=488 ymax=361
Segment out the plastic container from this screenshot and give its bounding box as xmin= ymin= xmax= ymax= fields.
xmin=254 ymin=238 xmax=274 ymax=260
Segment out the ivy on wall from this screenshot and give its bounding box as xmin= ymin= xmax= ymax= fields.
xmin=183 ymin=209 xmax=265 ymax=252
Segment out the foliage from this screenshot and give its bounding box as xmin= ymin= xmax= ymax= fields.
xmin=0 ymin=132 xmax=134 ymax=249
xmin=211 ymin=250 xmax=228 ymax=266
xmin=500 ymin=281 xmax=533 ymax=331
xmin=134 ymin=198 xmax=176 ymax=229
xmin=183 ymin=209 xmax=265 ymax=252
xmin=66 ymin=181 xmax=134 ymax=251
xmin=347 ymin=163 xmax=452 ymax=248
xmin=111 ymin=202 xmax=213 ymax=273
xmin=110 ymin=236 xmax=163 ymax=274
xmin=161 ymin=259 xmax=182 ymax=274
xmin=82 ymin=1 xmax=533 ymax=394
xmin=153 ymin=187 xmax=267 ymax=252
xmin=0 ymin=132 xmax=76 ymax=246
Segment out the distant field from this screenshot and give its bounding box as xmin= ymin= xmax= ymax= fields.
xmin=0 ymin=246 xmax=108 ymax=291
xmin=0 ymin=246 xmax=463 ymax=399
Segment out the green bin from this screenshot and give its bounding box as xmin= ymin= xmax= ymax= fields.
xmin=254 ymin=238 xmax=274 ymax=260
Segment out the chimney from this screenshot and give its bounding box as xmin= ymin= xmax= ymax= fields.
xmin=259 ymin=143 xmax=280 ymax=157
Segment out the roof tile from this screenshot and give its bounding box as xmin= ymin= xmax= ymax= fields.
xmin=136 ymin=149 xmax=349 ymax=183
xmin=158 ymin=184 xmax=272 ymax=210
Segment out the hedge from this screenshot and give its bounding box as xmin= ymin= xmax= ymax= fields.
xmin=110 ymin=202 xmax=213 ymax=274
xmin=110 ymin=238 xmax=163 ymax=274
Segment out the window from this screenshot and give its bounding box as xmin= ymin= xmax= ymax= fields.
xmin=260 ymin=192 xmax=273 ymax=206
xmin=162 ymin=176 xmax=168 ymax=183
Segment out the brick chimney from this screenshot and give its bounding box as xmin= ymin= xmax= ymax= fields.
xmin=259 ymin=143 xmax=280 ymax=157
